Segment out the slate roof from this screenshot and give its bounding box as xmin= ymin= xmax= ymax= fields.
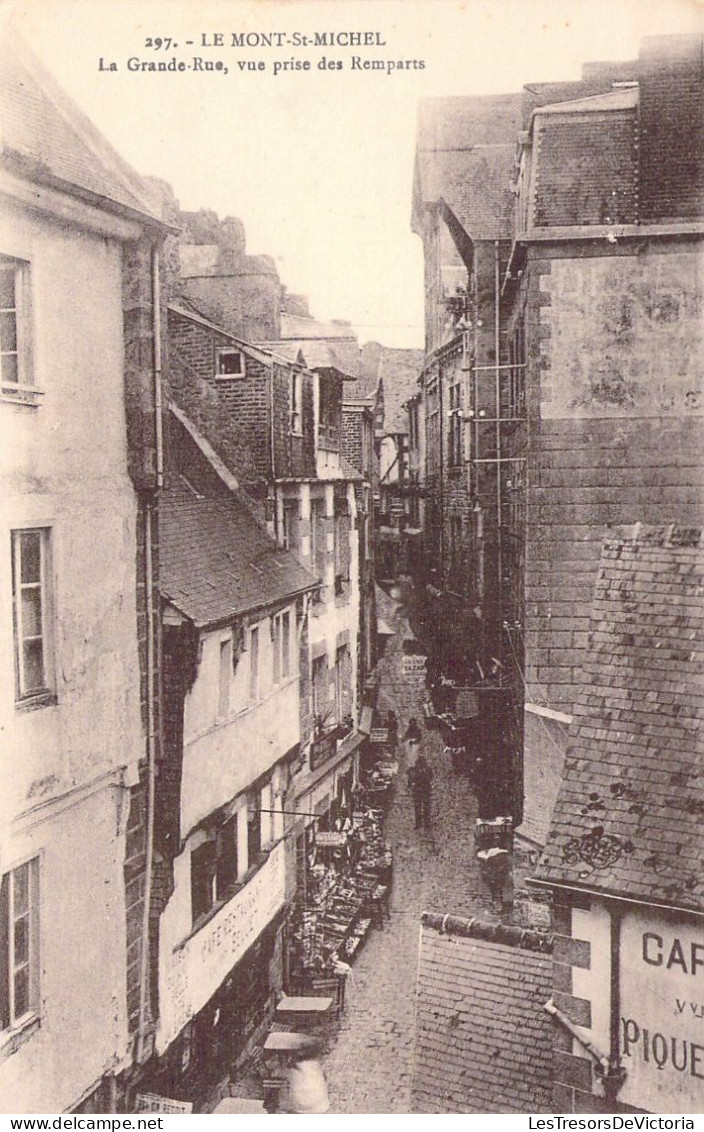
xmin=537 ymin=525 xmax=704 ymax=913
xmin=413 ymin=914 xmax=554 ymax=1114
xmin=277 ymin=313 xmax=361 ymax=379
xmin=377 ymin=347 xmax=423 ymax=433
xmin=160 ymin=410 xmax=317 ymax=628
xmin=533 ymin=87 xmax=639 ymax=118
xmin=0 ymin=31 xmax=165 ymax=227
xmin=350 ymin=342 xmax=422 ymax=429
xmin=413 ymin=94 xmax=523 ymax=241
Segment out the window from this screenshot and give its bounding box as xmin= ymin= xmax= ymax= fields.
xmin=272 ymin=616 xmax=281 ymax=686
xmin=190 ymin=840 xmax=217 ymax=923
xmin=318 ymin=377 xmax=341 ymax=449
xmin=248 ymin=625 xmax=259 ymax=701
xmin=310 ymin=499 xmax=326 ymax=601
xmin=12 ymin=529 xmax=53 ymax=705
xmin=335 ymin=644 xmax=351 ymax=724
xmin=450 ymin=514 xmax=463 ymax=585
xmin=218 ymin=637 xmax=232 ymax=719
xmin=290 ymin=371 xmax=302 ymax=433
xmin=190 ymin=817 xmax=239 ymax=926
xmin=247 ymin=793 xmax=261 ymax=866
xmin=1 ymin=859 xmax=39 ymax=1031
xmin=334 ymin=496 xmax=350 ymax=597
xmin=282 ymin=611 xmax=291 ymax=679
xmin=215 ymin=817 xmax=238 ymax=898
xmin=272 ymin=610 xmax=292 ymax=684
xmin=509 ymin=320 xmax=526 ymax=419
xmin=282 ymin=501 xmax=298 ymax=552
xmin=312 ymin=654 xmax=328 ymax=726
xmin=449 ymin=383 xmax=462 ymax=467
xmin=0 ymin=256 xmax=32 ymax=398
xmin=215 ymin=347 xmax=245 ymax=379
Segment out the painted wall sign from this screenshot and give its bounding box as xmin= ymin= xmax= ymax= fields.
xmin=315 ymin=831 xmax=348 ymax=847
xmin=135 ymin=1094 xmax=193 ymax=1114
xmin=157 ymin=841 xmax=286 ymax=1054
xmin=402 ymin=654 xmax=427 ymax=683
xmin=619 ymin=909 xmax=704 ymax=1114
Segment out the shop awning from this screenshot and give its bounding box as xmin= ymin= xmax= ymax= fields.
xmin=212 ymin=1099 xmax=267 ymax=1114
xmin=359 ymin=705 xmax=374 ymax=735
xmin=337 ymin=728 xmax=367 ymax=760
xmin=376 ymin=619 xmax=396 ymax=636
xmin=264 ymin=1031 xmax=322 ymax=1052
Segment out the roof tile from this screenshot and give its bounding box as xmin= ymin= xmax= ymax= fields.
xmin=537 ymin=527 xmax=704 ymax=911
xmin=412 ymin=915 xmax=553 ymax=1113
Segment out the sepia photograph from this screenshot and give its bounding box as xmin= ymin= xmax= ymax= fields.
xmin=0 ymin=0 xmax=702 ymax=1116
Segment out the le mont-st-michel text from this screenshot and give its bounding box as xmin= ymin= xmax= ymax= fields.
xmin=99 ymin=30 xmax=426 ymax=77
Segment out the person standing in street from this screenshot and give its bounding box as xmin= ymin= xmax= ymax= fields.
xmin=407 ymin=747 xmax=433 ymax=830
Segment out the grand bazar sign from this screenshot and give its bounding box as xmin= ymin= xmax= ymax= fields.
xmin=619 ymin=910 xmax=704 ymax=1114
xmin=157 ymin=841 xmax=286 ymax=1053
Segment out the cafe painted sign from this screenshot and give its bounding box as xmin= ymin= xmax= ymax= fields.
xmin=157 ymin=841 xmax=286 ymax=1053
xmin=135 ymin=1094 xmax=193 ymax=1114
xmin=619 ymin=909 xmax=704 ymax=1114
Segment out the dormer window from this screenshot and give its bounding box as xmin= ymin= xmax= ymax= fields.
xmin=215 ymin=347 xmax=245 ymax=379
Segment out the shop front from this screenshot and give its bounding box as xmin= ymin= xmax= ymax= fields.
xmin=143 ymin=841 xmax=288 ymax=1110
xmin=287 ymin=763 xmax=394 ymax=990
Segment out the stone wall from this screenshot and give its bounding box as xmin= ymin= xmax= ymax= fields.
xmin=523 ymin=240 xmax=704 ymax=714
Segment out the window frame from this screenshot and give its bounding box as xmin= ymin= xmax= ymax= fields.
xmin=0 ymin=255 xmax=35 ymax=404
xmin=310 ymin=498 xmax=326 ymax=602
xmin=282 ymin=501 xmax=298 ymax=553
xmin=190 ymin=813 xmax=241 ymax=929
xmin=217 ymin=635 xmax=232 ymax=720
xmin=290 ymin=370 xmax=303 ymax=435
xmin=448 ymin=383 xmax=462 ymax=468
xmin=248 ymin=624 xmax=260 ymax=702
xmin=11 ymin=527 xmax=54 ymax=707
xmin=214 ymin=346 xmax=246 ymax=380
xmin=271 ymin=610 xmax=292 ymax=686
xmin=1 ymin=857 xmax=40 ymax=1035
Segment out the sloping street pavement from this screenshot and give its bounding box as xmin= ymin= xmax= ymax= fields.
xmin=322 ymin=580 xmax=504 ymax=1114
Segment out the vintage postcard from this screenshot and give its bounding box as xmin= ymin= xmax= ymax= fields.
xmin=1 ymin=0 xmax=703 ymax=1118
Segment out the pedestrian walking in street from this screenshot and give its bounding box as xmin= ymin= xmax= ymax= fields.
xmin=386 ymin=709 xmax=399 ymax=751
xmin=283 ymin=1053 xmax=331 ymax=1113
xmin=403 ymin=717 xmax=422 ymax=743
xmin=407 ymin=750 xmax=433 ymax=830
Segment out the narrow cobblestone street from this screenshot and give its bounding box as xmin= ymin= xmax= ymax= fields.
xmin=322 ymin=580 xmax=501 ymax=1114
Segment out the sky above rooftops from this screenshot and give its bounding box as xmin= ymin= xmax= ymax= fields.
xmin=7 ymin=0 xmax=702 ymax=348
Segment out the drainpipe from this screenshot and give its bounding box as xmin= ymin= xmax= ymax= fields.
xmin=136 ymin=243 xmax=163 ymax=1065
xmin=494 ymin=241 xmax=503 ymax=668
xmin=270 ymin=362 xmax=279 ymax=543
xmin=601 ymin=903 xmax=627 ymax=1105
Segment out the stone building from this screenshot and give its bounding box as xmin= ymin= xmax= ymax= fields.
xmin=412 ymin=914 xmax=553 ymax=1113
xmin=534 ymin=525 xmax=704 ymax=1114
xmin=0 ymin=32 xmax=169 ymax=1111
xmin=411 ymin=33 xmax=704 ymax=832
xmin=357 ymin=343 xmax=424 ymax=580
xmin=139 ymin=406 xmax=317 ymax=1107
xmin=411 ymin=91 xmax=523 ymax=813
xmin=165 ymin=302 xmax=367 ymax=945
xmin=175 ymin=210 xmax=281 ymax=343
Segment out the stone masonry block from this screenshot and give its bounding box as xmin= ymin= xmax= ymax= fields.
xmin=554 ymin=1052 xmax=593 ymax=1092
xmin=553 ymin=992 xmax=592 ymax=1029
